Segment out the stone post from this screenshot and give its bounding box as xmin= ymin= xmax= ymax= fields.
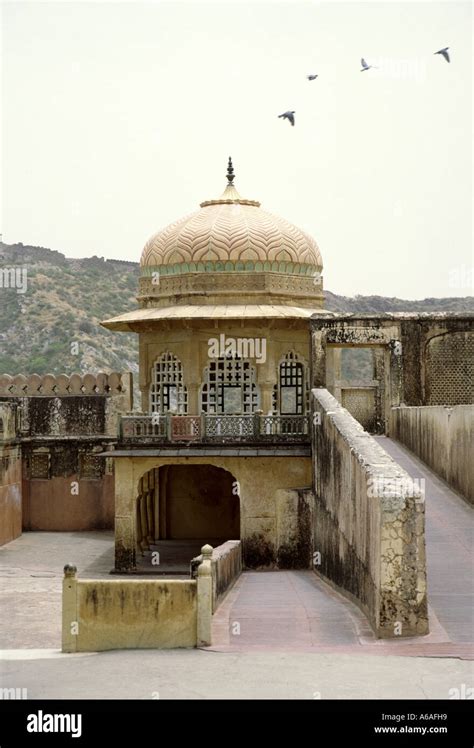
xmin=197 ymin=544 xmax=213 ymax=647
xmin=167 ymin=410 xmax=174 ymax=441
xmin=62 ymin=564 xmax=78 ymax=653
xmin=260 ymin=383 xmax=274 ymax=415
xmin=187 ymin=383 xmax=199 ymax=415
xmin=254 ymin=409 xmax=263 ymax=438
xmin=311 ymin=330 xmax=326 ymax=388
xmin=325 ymin=346 xmax=341 ymax=400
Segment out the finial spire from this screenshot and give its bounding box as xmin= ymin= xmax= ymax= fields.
xmin=226 ymin=156 xmax=235 ymax=185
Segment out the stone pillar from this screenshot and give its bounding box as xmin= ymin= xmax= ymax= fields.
xmin=153 ymin=471 xmax=160 ymax=542
xmin=197 ymin=544 xmax=213 ymax=647
xmin=188 ymin=383 xmax=200 ymax=415
xmin=260 ymin=383 xmax=274 ymax=414
xmin=311 ymin=330 xmax=326 ymax=388
xmin=139 ymin=495 xmax=148 ymax=550
xmin=325 ymin=346 xmax=340 ymax=399
xmin=62 ymin=564 xmax=78 ymax=653
xmin=373 ymin=347 xmax=386 ymax=434
xmin=136 ymin=500 xmax=143 ymax=550
xmin=159 ymin=466 xmax=168 ymax=540
xmin=138 ymin=337 xmax=148 ymax=413
xmin=323 ymin=346 xmax=340 ymax=402
xmin=146 ymin=491 xmax=154 ymax=544
xmin=114 ymin=458 xmax=137 ymax=571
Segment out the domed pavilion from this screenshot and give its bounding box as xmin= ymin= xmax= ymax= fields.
xmin=101 ymin=159 xmax=329 ymax=572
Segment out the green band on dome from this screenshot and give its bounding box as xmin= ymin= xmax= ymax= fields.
xmin=140 ymin=260 xmax=320 ymax=278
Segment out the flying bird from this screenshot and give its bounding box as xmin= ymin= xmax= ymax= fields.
xmin=278 ymin=111 xmax=295 ymax=126
xmin=307 ymin=74 xmax=318 ymax=81
xmin=360 ymin=57 xmax=377 ymax=72
xmin=434 ymin=47 xmax=450 ymax=63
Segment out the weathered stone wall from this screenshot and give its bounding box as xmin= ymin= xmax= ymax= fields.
xmin=0 ymin=402 xmax=22 ymax=545
xmin=0 ymin=372 xmax=133 ymax=537
xmin=399 ymin=318 xmax=473 ymax=406
xmin=391 ymin=405 xmax=474 ymax=504
xmin=275 ymin=488 xmax=313 ymax=568
xmin=62 ymin=573 xmax=197 ymax=652
xmin=310 ymin=313 xmax=473 ymax=435
xmin=0 ymin=446 xmax=22 ymax=545
xmin=311 ymin=388 xmax=428 ymax=638
xmin=22 ymin=473 xmax=114 ymax=531
xmin=310 ymin=315 xmax=403 ymax=433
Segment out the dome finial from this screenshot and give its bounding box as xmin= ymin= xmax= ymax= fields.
xmin=226 ymin=156 xmax=235 ymax=185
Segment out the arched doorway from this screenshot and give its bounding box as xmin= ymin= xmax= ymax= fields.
xmin=135 ymin=464 xmax=240 ymax=571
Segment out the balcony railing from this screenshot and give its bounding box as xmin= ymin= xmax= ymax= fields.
xmin=120 ymin=413 xmax=309 ymax=444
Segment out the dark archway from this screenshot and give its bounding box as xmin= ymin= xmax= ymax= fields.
xmin=135 ymin=464 xmax=240 ymax=572
xmin=162 ymin=464 xmax=239 ymax=541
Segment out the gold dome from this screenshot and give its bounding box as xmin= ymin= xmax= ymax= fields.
xmin=140 ymin=164 xmax=323 ymax=274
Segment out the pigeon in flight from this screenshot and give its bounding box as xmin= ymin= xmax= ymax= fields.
xmin=307 ymin=74 xmax=318 ymax=81
xmin=434 ymin=47 xmax=450 ymax=63
xmin=278 ymin=111 xmax=295 ymax=126
xmin=360 ymin=57 xmax=377 ymax=72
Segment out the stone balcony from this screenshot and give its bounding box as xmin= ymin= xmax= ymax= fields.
xmin=120 ymin=413 xmax=310 ymax=445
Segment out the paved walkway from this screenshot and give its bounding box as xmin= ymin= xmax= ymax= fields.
xmin=0 ymin=531 xmax=115 ymax=649
xmin=211 ymin=438 xmax=473 ymax=658
xmin=376 ymin=437 xmax=474 ymax=645
xmin=1 ymin=649 xmax=471 ymax=700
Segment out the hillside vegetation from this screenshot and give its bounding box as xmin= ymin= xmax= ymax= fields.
xmin=0 ymin=242 xmax=472 ymax=380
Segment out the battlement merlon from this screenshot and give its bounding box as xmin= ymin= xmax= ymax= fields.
xmin=0 ymin=372 xmax=133 ymax=400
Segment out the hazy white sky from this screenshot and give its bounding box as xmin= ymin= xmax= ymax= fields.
xmin=2 ymin=1 xmax=472 ymax=298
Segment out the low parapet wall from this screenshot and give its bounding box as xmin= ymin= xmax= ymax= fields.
xmin=391 ymin=405 xmax=474 ymax=504
xmin=62 ymin=546 xmax=215 ymax=652
xmin=311 ymin=388 xmax=428 ymax=638
xmin=191 ymin=540 xmax=242 ymax=612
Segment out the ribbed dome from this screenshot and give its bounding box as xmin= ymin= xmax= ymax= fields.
xmin=140 ymin=167 xmax=322 ymax=274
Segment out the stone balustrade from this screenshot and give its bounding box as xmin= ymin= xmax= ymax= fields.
xmin=120 ymin=413 xmax=310 ymax=443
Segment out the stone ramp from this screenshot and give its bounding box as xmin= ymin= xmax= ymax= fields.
xmin=211 ymin=570 xmax=374 ymax=650
xmin=210 ymin=438 xmax=473 ymax=657
xmin=375 ymin=436 xmax=474 ymax=645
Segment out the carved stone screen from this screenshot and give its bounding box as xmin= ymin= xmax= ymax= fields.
xmin=425 ymin=332 xmax=474 ymax=405
xmin=341 ymin=388 xmax=376 ymax=432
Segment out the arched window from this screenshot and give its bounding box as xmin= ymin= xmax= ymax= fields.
xmin=149 ymin=352 xmax=188 ymax=414
xmin=275 ymin=352 xmax=308 ymax=415
xmin=201 ymin=355 xmax=259 ymax=414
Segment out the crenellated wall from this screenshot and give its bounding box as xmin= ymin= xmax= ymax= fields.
xmin=0 ymin=372 xmax=133 ymax=541
xmin=0 ymin=371 xmax=132 ymax=398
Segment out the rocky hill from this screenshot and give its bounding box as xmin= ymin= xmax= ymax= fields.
xmin=0 ymin=242 xmax=472 ymax=378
